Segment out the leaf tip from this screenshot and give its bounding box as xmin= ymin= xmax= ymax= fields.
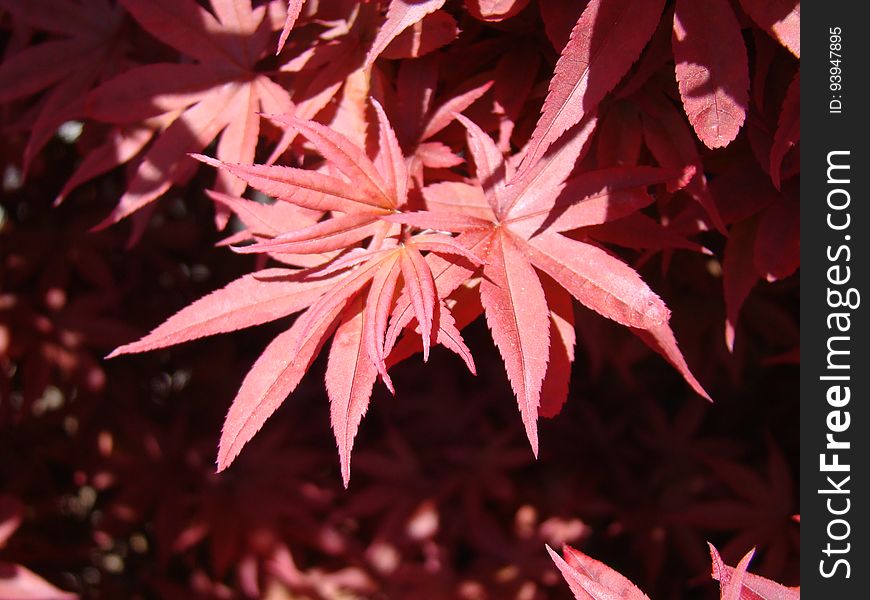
xmin=544 ymin=543 xmax=560 ymax=561
xmin=89 ymin=213 xmax=116 ymax=233
xmin=526 ymin=423 xmax=540 ymax=459
xmin=725 ymin=320 xmax=736 ymax=353
xmin=104 ymin=347 xmax=124 ymax=360
xmin=215 ymin=443 xmax=239 ymax=474
xmin=383 ymin=372 xmax=396 ymax=395
xmin=189 ymin=153 xmax=221 ymax=169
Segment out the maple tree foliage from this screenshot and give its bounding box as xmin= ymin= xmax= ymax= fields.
xmin=112 ymin=93 xmax=711 ymax=484
xmin=83 ymin=0 xmax=294 ymax=229
xmin=1 ymin=0 xmax=799 ymax=597
xmin=708 ymin=544 xmax=799 ymax=600
xmin=547 ymin=543 xmax=798 ymax=599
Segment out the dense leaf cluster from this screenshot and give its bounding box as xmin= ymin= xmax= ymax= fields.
xmin=1 ymin=0 xmax=798 ymax=597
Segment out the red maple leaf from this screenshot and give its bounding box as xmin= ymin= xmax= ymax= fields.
xmin=397 ymin=114 xmax=709 ymax=453
xmin=84 ymin=0 xmax=292 ymax=228
xmin=110 ymin=91 xmax=710 ymax=485
xmin=111 ymin=102 xmax=478 ymax=486
xmin=518 ymin=0 xmax=666 ymax=174
xmin=708 ymin=544 xmax=800 ymax=599
xmin=547 ymin=544 xmax=652 ymax=600
xmin=378 ymin=54 xmax=493 ymax=184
